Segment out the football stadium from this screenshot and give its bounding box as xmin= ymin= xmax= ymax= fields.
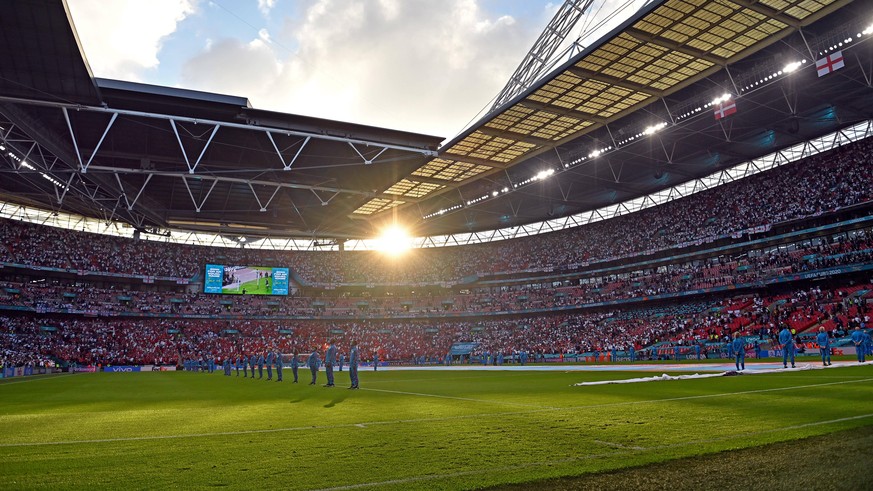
xmin=1 ymin=0 xmax=873 ymax=489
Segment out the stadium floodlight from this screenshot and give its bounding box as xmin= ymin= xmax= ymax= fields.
xmin=864 ymin=24 xmax=873 ymax=35
xmin=20 ymin=161 xmax=35 ymax=170
xmin=783 ymin=61 xmax=802 ymax=73
xmin=492 ymin=191 xmax=499 ymax=197
xmin=535 ymin=169 xmax=555 ymax=181
xmin=0 ymin=144 xmax=5 ymax=151
xmin=711 ymin=93 xmax=731 ymax=106
xmin=375 ymin=225 xmax=411 ymax=255
xmin=643 ymin=122 xmax=668 ymax=136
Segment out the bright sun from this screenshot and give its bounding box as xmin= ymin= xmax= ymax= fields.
xmin=375 ymin=225 xmax=411 ymax=255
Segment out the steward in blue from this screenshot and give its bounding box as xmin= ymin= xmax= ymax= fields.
xmin=851 ymin=327 xmax=866 ymax=363
xmin=348 ymin=341 xmax=359 ymax=389
xmin=249 ymin=354 xmax=256 ymax=378
xmin=257 ymin=354 xmax=265 ymax=379
xmin=235 ymin=357 xmax=241 ymax=376
xmin=324 ymin=341 xmax=336 ymax=387
xmin=307 ymin=349 xmax=320 ymax=385
xmin=266 ymin=352 xmax=274 ymax=380
xmin=290 ymin=351 xmax=300 ymax=383
xmin=275 ymin=352 xmax=283 ymax=382
xmin=816 ymin=327 xmax=832 ymax=366
xmin=779 ymin=327 xmax=795 ymax=368
xmin=731 ymin=333 xmax=745 ymax=371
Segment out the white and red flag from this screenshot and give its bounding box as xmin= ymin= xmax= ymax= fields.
xmin=816 ymin=51 xmax=845 ymax=77
xmin=713 ymin=100 xmax=737 ymax=120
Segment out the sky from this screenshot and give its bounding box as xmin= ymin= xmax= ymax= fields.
xmin=66 ymin=0 xmax=649 ymax=142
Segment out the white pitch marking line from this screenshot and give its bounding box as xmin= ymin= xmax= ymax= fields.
xmin=594 ymin=440 xmax=647 ymax=451
xmin=1 ymin=377 xmax=871 ymax=448
xmin=360 ymin=387 xmax=558 ymax=409
xmin=313 ymin=413 xmax=873 ymax=491
xmin=0 ymin=373 xmax=79 ymax=386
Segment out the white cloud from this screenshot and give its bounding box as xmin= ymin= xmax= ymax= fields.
xmin=68 ymin=0 xmax=649 ymax=142
xmin=257 ymin=0 xmax=277 ymax=16
xmin=68 ymin=0 xmax=196 ymax=82
xmin=180 ymin=0 xmax=547 ymax=139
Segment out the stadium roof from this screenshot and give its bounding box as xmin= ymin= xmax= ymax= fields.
xmin=1 ymin=0 xmax=871 ymax=242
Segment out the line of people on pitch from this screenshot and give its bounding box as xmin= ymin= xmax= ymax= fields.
xmin=199 ymin=340 xmax=363 ymax=389
xmin=774 ymin=325 xmax=870 ymax=369
xmin=301 ymin=339 xmax=360 ymax=389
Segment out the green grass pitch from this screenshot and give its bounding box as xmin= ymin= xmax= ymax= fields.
xmin=1 ymin=366 xmax=872 ymax=489
xmin=223 ymin=267 xmax=274 ymax=295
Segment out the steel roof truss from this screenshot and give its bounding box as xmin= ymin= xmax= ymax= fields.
xmin=347 ymin=142 xmax=389 ymax=165
xmin=170 ymin=119 xmax=219 ymax=174
xmin=182 ymin=175 xmax=218 ymax=213
xmin=53 ymin=173 xmax=76 ymax=206
xmin=114 ymin=172 xmax=153 ymax=211
xmin=266 ymin=132 xmax=310 ymax=171
xmin=62 ymin=107 xmax=117 ymax=173
xmin=247 ymin=182 xmax=282 ymax=212
xmin=310 ymin=188 xmax=339 ymax=207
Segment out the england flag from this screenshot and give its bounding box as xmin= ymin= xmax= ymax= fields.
xmin=816 ymin=51 xmax=845 ymax=77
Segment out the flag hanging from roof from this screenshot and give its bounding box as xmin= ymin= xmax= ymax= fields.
xmin=713 ymin=100 xmax=737 ymax=120
xmin=816 ymin=51 xmax=845 ymax=77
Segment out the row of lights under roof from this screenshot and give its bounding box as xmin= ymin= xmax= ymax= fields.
xmin=738 ymin=59 xmax=807 ymax=93
xmin=616 ymin=120 xmax=670 ymax=145
xmin=424 ymin=21 xmax=873 ymax=221
xmin=7 ymin=148 xmax=68 ymax=190
xmin=821 ymin=25 xmax=873 ymax=56
xmin=423 ymin=203 xmax=463 ymax=219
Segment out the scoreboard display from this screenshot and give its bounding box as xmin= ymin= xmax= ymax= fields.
xmin=204 ymin=264 xmax=289 ymax=295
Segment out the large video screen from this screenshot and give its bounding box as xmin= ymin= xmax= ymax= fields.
xmin=204 ymin=264 xmax=289 ymax=295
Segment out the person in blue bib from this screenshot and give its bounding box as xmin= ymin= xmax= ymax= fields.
xmin=348 ymin=341 xmax=359 ymax=389
xmin=851 ymin=327 xmax=866 ymax=363
xmin=257 ymin=353 xmax=265 ymax=379
xmin=816 ymin=327 xmax=832 ymax=366
xmin=324 ymin=340 xmax=337 ymax=387
xmin=290 ymin=350 xmax=300 ymax=383
xmin=266 ymin=351 xmax=274 ymax=381
xmin=242 ymin=355 xmax=248 ymax=377
xmin=249 ymin=354 xmax=256 ymax=378
xmin=274 ymin=352 xmax=283 ymax=382
xmin=235 ymin=356 xmax=241 ymax=376
xmin=731 ymin=333 xmax=745 ymax=371
xmin=307 ymin=348 xmax=320 ymax=385
xmin=778 ymin=326 xmax=795 ymax=368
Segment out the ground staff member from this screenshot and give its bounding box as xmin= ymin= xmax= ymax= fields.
xmin=731 ymin=333 xmax=745 ymax=371
xmin=307 ymin=348 xmax=320 ymax=385
xmin=348 ymin=341 xmax=359 ymax=389
xmin=779 ymin=326 xmax=795 ymax=368
xmin=816 ymin=327 xmax=832 ymax=366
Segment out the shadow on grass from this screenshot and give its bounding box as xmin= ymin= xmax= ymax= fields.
xmin=324 ymin=391 xmax=349 ymax=408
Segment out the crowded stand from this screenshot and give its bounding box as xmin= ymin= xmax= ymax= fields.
xmin=2 ymin=138 xmax=873 ymax=371
xmin=0 ymin=226 xmax=869 ymax=318
xmin=1 ymin=281 xmax=869 ymax=368
xmin=0 ymin=137 xmax=871 ymax=285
